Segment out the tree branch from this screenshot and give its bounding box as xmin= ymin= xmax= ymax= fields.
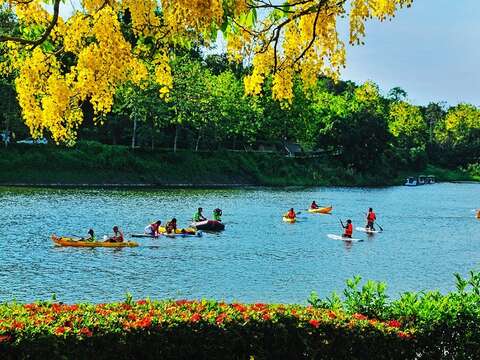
xmin=0 ymin=0 xmax=61 ymax=48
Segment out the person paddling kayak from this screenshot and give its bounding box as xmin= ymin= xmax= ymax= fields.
xmin=193 ymin=208 xmax=207 ymax=222
xmin=285 ymin=208 xmax=296 ymax=220
xmin=85 ymin=229 xmax=96 ymax=242
xmin=106 ymin=226 xmax=124 ymax=243
xmin=310 ymin=201 xmax=319 ymax=209
xmin=213 ymin=208 xmax=222 ymax=221
xmin=341 ymin=219 xmax=353 ymax=238
xmin=366 ymin=208 xmax=376 ymax=231
xmin=144 ymin=220 xmax=161 ymax=237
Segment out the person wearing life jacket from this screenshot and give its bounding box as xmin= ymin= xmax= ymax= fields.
xmin=144 ymin=220 xmax=161 ymax=237
xmin=166 ymin=218 xmax=177 ymax=234
xmin=310 ymin=201 xmax=319 ymax=209
xmin=366 ymin=208 xmax=376 ymax=230
xmin=286 ymin=208 xmax=296 ymax=219
xmin=342 ymin=219 xmax=353 ymax=238
xmin=106 ymin=226 xmax=124 ymax=243
xmin=193 ymin=208 xmax=207 ymax=222
xmin=213 ymin=208 xmax=222 ymax=221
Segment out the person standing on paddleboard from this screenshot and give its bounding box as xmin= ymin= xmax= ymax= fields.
xmin=341 ymin=219 xmax=353 ymax=238
xmin=366 ymin=208 xmax=376 ymax=231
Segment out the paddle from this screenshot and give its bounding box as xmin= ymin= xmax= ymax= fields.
xmin=375 ymin=222 xmax=384 ymax=232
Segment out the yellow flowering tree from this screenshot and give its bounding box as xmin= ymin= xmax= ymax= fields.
xmin=0 ymin=0 xmax=413 ymax=144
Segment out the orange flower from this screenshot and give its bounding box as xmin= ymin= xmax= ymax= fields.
xmin=352 ymin=313 xmax=368 ymax=321
xmin=138 ymin=316 xmax=152 ymax=328
xmin=216 ymin=313 xmax=227 ymax=325
xmin=327 ymin=311 xmax=336 ymax=319
xmin=309 ymin=319 xmax=320 ymax=328
xmin=12 ymin=320 xmax=24 ymax=330
xmin=55 ymin=326 xmax=66 ymax=335
xmin=190 ymin=313 xmax=202 ymax=323
xmin=262 ymin=313 xmax=271 ymax=321
xmin=397 ymin=331 xmax=411 ymax=339
xmin=79 ymin=327 xmax=93 ymax=337
xmin=137 ymin=300 xmax=147 ymax=305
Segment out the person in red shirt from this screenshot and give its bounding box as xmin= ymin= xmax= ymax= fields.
xmin=342 ymin=219 xmax=353 ymax=238
xmin=310 ymin=201 xmax=319 ymax=209
xmin=366 ymin=208 xmax=376 ymax=230
xmin=286 ymin=208 xmax=296 ymax=219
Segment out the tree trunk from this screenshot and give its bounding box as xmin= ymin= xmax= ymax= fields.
xmin=131 ymin=117 xmax=137 ymax=150
xmin=173 ymin=125 xmax=179 ymax=153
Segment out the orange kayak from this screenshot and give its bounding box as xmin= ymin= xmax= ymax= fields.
xmin=51 ymin=235 xmax=138 ymax=248
xmin=308 ymin=206 xmax=333 ymax=214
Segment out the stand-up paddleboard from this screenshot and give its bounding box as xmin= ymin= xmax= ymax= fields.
xmin=327 ymin=234 xmax=363 ymax=242
xmin=355 ymin=227 xmax=382 ymax=234
xmin=164 ymin=231 xmax=203 ymax=238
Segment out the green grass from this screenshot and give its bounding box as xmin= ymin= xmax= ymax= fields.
xmin=0 ymin=142 xmax=477 ymax=187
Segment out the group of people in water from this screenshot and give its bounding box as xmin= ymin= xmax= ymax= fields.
xmin=77 ymin=208 xmax=223 ymax=242
xmin=285 ymin=202 xmax=378 ymax=239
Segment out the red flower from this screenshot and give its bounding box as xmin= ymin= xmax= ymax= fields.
xmin=55 ymin=326 xmax=66 ymax=335
xmin=12 ymin=320 xmax=24 ymax=330
xmin=128 ymin=313 xmax=137 ymax=321
xmin=387 ymin=320 xmax=401 ymax=328
xmin=397 ymin=331 xmax=411 ymax=339
xmin=175 ymin=300 xmax=191 ymax=306
xmin=262 ymin=313 xmax=271 ymax=321
xmin=309 ymin=319 xmax=320 ymax=328
xmin=0 ymin=335 xmax=12 ymax=343
xmin=68 ymin=305 xmax=79 ymax=312
xmin=327 ymin=311 xmax=336 ymax=319
xmin=190 ymin=313 xmax=202 ymax=323
xmin=138 ymin=316 xmax=152 ymax=328
xmin=352 ymin=313 xmax=368 ymax=321
xmin=122 ymin=304 xmax=132 ymax=311
xmin=232 ymin=303 xmax=247 ymax=312
xmin=137 ymin=299 xmax=147 ymax=305
xmin=216 ymin=313 xmax=227 ymax=325
xmin=52 ymin=303 xmax=63 ymax=313
xmin=79 ymin=327 xmax=93 ymax=337
xmin=24 ymin=303 xmax=38 ymax=312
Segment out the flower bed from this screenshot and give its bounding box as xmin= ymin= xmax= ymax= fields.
xmin=0 ymin=299 xmax=414 ymax=359
xmin=1 ymin=271 xmax=480 ymax=359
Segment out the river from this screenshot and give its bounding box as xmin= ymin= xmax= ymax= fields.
xmin=0 ymin=183 xmax=479 ymax=304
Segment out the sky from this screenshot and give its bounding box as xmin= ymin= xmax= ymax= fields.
xmin=338 ymin=0 xmax=480 ymax=106
xmin=55 ymin=0 xmax=480 ymax=106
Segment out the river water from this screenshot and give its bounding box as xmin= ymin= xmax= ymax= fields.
xmin=0 ymin=183 xmax=479 ymax=304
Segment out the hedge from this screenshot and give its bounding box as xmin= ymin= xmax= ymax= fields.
xmin=1 ymin=271 xmax=480 ymax=359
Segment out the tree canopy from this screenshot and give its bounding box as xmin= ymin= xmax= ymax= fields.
xmin=0 ymin=0 xmax=413 ymax=143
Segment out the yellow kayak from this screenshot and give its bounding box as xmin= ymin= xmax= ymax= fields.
xmin=51 ymin=235 xmax=138 ymax=248
xmin=158 ymin=227 xmax=196 ymax=234
xmin=308 ymin=206 xmax=333 ymax=214
xmin=283 ymin=216 xmax=296 ymax=223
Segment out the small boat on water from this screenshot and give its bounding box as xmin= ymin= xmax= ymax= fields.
xmin=308 ymin=206 xmax=333 ymax=214
xmin=191 ymin=220 xmax=225 ymax=231
xmin=51 ymin=235 xmax=138 ymax=248
xmin=405 ymin=175 xmax=435 ymax=186
xmin=282 ymin=216 xmax=296 ymax=223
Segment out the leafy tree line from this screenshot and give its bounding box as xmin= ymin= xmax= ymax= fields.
xmin=1 ymin=49 xmax=479 ymax=174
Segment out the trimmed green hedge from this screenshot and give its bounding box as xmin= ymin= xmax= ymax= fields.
xmin=1 ymin=271 xmax=480 ymax=359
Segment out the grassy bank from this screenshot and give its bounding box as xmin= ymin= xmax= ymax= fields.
xmin=0 ymin=142 xmax=476 ymax=187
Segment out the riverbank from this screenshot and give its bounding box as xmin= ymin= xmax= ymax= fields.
xmin=0 ymin=142 xmax=477 ymax=187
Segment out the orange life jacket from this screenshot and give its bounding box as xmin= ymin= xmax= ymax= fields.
xmin=345 ymin=224 xmax=353 ymax=236
xmin=367 ymin=212 xmax=376 ymax=222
